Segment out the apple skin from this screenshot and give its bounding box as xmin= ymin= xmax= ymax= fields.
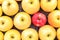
xmin=16 ymin=0 xmax=21 ymax=1
xmin=0 ymin=31 xmax=4 ymax=40
xmin=0 ymin=6 xmax=2 ymax=16
xmin=22 ymin=0 xmax=40 ymax=15
xmin=39 ymin=25 xmax=56 ymax=40
xmin=48 ymin=10 xmax=60 ymax=28
xmin=21 ymin=28 xmax=38 ymax=40
xmin=57 ymin=28 xmax=60 ymax=40
xmin=2 ymin=0 xmax=19 ymax=16
xmin=32 ymin=12 xmax=47 ymax=27
xmin=4 ymin=29 xmax=21 ymax=40
xmin=41 ymin=0 xmax=57 ymax=12
xmin=0 ymin=16 xmax=13 ymax=32
xmin=57 ymin=0 xmax=60 ymax=10
xmin=0 ymin=0 xmax=3 ymax=4
xmin=14 ymin=12 xmax=31 ymax=30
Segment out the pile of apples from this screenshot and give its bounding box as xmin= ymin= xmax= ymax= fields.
xmin=0 ymin=0 xmax=60 ymax=40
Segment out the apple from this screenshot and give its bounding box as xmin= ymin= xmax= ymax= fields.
xmin=48 ymin=10 xmax=60 ymax=28
xmin=22 ymin=0 xmax=40 ymax=15
xmin=39 ymin=25 xmax=56 ymax=40
xmin=32 ymin=12 xmax=47 ymax=27
xmin=21 ymin=28 xmax=38 ymax=40
xmin=0 ymin=0 xmax=3 ymax=4
xmin=57 ymin=28 xmax=60 ymax=40
xmin=4 ymin=29 xmax=21 ymax=40
xmin=0 ymin=6 xmax=2 ymax=16
xmin=0 ymin=16 xmax=13 ymax=32
xmin=57 ymin=0 xmax=60 ymax=10
xmin=16 ymin=0 xmax=21 ymax=1
xmin=14 ymin=12 xmax=31 ymax=30
xmin=2 ymin=0 xmax=19 ymax=16
xmin=41 ymin=0 xmax=57 ymax=12
xmin=0 ymin=31 xmax=4 ymax=40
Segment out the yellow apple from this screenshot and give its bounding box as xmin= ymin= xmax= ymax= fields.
xmin=57 ymin=0 xmax=60 ymax=10
xmin=16 ymin=0 xmax=21 ymax=1
xmin=22 ymin=0 xmax=40 ymax=15
xmin=41 ymin=0 xmax=57 ymax=12
xmin=0 ymin=16 xmax=13 ymax=32
xmin=0 ymin=0 xmax=3 ymax=4
xmin=0 ymin=31 xmax=3 ymax=40
xmin=57 ymin=28 xmax=60 ymax=40
xmin=48 ymin=10 xmax=60 ymax=28
xmin=4 ymin=29 xmax=21 ymax=40
xmin=21 ymin=28 xmax=38 ymax=40
xmin=0 ymin=6 xmax=2 ymax=16
xmin=57 ymin=28 xmax=59 ymax=40
xmin=14 ymin=12 xmax=31 ymax=30
xmin=2 ymin=0 xmax=19 ymax=16
xmin=39 ymin=25 xmax=56 ymax=40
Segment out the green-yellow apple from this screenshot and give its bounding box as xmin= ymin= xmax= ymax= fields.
xmin=0 ymin=16 xmax=13 ymax=32
xmin=0 ymin=6 xmax=2 ymax=16
xmin=2 ymin=0 xmax=19 ymax=16
xmin=41 ymin=0 xmax=57 ymax=12
xmin=22 ymin=28 xmax=38 ymax=40
xmin=39 ymin=25 xmax=56 ymax=40
xmin=14 ymin=12 xmax=31 ymax=30
xmin=22 ymin=0 xmax=40 ymax=15
xmin=48 ymin=10 xmax=60 ymax=28
xmin=0 ymin=31 xmax=3 ymax=40
xmin=4 ymin=29 xmax=21 ymax=40
xmin=57 ymin=0 xmax=60 ymax=10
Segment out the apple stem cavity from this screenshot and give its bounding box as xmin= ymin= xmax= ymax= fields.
xmin=11 ymin=36 xmax=14 ymax=39
xmin=8 ymin=3 xmax=11 ymax=6
xmin=58 ymin=18 xmax=59 ymax=20
xmin=21 ymin=18 xmax=24 ymax=21
xmin=30 ymin=1 xmax=33 ymax=4
xmin=47 ymin=34 xmax=50 ymax=37
xmin=30 ymin=2 xmax=33 ymax=4
xmin=58 ymin=16 xmax=60 ymax=20
xmin=29 ymin=35 xmax=32 ymax=38
xmin=38 ymin=18 xmax=40 ymax=20
xmin=48 ymin=0 xmax=50 ymax=2
xmin=2 ymin=21 xmax=4 ymax=25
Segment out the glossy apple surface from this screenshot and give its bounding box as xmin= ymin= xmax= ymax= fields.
xmin=16 ymin=0 xmax=21 ymax=1
xmin=22 ymin=28 xmax=38 ymax=40
xmin=22 ymin=0 xmax=40 ymax=14
xmin=2 ymin=0 xmax=19 ymax=16
xmin=32 ymin=12 xmax=47 ymax=27
xmin=4 ymin=29 xmax=21 ymax=40
xmin=57 ymin=28 xmax=60 ymax=40
xmin=48 ymin=10 xmax=60 ymax=28
xmin=0 ymin=6 xmax=2 ymax=16
xmin=39 ymin=25 xmax=56 ymax=40
xmin=57 ymin=0 xmax=60 ymax=10
xmin=14 ymin=12 xmax=31 ymax=30
xmin=41 ymin=0 xmax=57 ymax=12
xmin=0 ymin=16 xmax=13 ymax=32
xmin=0 ymin=0 xmax=3 ymax=4
xmin=0 ymin=31 xmax=3 ymax=40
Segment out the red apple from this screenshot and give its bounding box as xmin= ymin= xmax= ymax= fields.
xmin=32 ymin=12 xmax=47 ymax=27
